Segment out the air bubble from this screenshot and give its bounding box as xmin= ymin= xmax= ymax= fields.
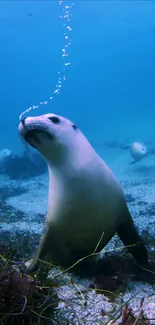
xmin=19 ymin=0 xmax=73 ymax=121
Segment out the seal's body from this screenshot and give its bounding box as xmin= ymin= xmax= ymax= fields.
xmin=18 ymin=114 xmax=148 ymax=271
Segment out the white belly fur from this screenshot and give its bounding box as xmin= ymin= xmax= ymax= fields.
xmin=45 ymin=155 xmax=125 ymax=260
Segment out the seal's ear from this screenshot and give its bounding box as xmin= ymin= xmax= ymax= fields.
xmin=72 ymin=125 xmax=78 ymax=131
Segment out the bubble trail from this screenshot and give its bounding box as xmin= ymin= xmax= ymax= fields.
xmin=19 ymin=0 xmax=74 ymax=121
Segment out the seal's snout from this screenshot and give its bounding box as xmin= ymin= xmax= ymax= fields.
xmin=20 ymin=117 xmax=26 ymax=126
xmin=18 ymin=115 xmax=55 ymax=150
xmin=18 ymin=117 xmax=27 ymax=138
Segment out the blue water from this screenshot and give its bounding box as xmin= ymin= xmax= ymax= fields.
xmin=0 ymin=0 xmax=155 ymax=153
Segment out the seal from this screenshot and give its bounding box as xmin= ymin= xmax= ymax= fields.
xmin=18 ymin=113 xmax=148 ymax=272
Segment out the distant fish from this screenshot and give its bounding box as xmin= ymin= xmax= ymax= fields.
xmin=0 ymin=148 xmax=13 ymax=171
xmin=121 ymin=141 xmax=149 ymax=164
xmin=129 ymin=142 xmax=147 ymax=163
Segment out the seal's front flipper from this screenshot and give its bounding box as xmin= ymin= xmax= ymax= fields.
xmin=27 ymin=225 xmax=53 ymax=274
xmin=117 ymin=211 xmax=148 ymax=266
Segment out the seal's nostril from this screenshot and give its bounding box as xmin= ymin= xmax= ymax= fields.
xmin=21 ymin=117 xmax=26 ymax=126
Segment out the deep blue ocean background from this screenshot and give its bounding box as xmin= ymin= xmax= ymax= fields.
xmin=0 ymin=0 xmax=155 ymax=155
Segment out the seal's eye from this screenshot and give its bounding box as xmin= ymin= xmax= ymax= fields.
xmin=48 ymin=116 xmax=60 ymax=124
xmin=72 ymin=124 xmax=78 ymax=131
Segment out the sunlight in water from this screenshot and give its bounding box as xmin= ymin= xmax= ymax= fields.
xmin=19 ymin=0 xmax=74 ymax=121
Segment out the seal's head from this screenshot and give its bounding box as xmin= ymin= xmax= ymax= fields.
xmin=129 ymin=142 xmax=147 ymax=162
xmin=18 ymin=113 xmax=92 ymax=168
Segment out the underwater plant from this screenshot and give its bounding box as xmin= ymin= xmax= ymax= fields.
xmin=0 ymin=243 xmax=59 ymax=325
